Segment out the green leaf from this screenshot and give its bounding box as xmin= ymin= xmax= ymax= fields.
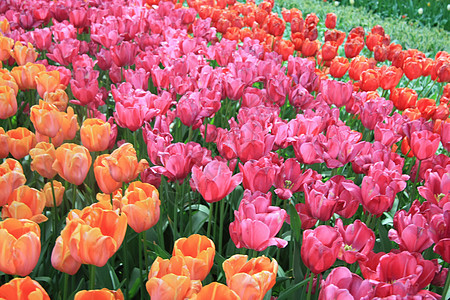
xmin=277 ymin=277 xmax=311 ymax=300
xmin=287 ymin=203 xmax=302 ymax=242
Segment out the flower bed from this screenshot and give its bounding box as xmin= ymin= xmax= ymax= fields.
xmin=0 ymin=0 xmax=449 ymax=299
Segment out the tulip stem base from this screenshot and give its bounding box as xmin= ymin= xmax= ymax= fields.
xmin=89 ymin=264 xmax=96 ymax=290
xmin=63 ymin=273 xmax=69 ymax=300
xmin=443 ymin=269 xmax=450 ymax=300
xmin=306 ymin=272 xmax=314 ymax=300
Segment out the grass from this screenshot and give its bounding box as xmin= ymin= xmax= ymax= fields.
xmin=276 ymin=0 xmax=450 ymax=56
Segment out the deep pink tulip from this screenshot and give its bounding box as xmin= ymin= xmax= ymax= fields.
xmin=190 ymin=160 xmax=242 ymax=203
xmin=304 ymin=179 xmax=346 ymax=221
xmin=223 ymin=76 xmax=246 ymax=101
xmin=47 ymin=39 xmax=80 ymax=66
xmin=69 ymin=8 xmax=88 ymax=28
xmin=235 ymin=121 xmax=275 ymax=163
xmin=70 ymin=68 xmax=99 ymax=108
xmin=410 ymin=130 xmax=441 ymax=160
xmin=274 ymin=158 xmax=318 ymax=200
xmin=336 ymin=219 xmax=375 ymax=264
xmin=301 ymin=225 xmax=343 ymax=274
xmin=111 ymin=41 xmax=138 ymax=67
xmin=319 ymin=79 xmax=353 ymax=108
xmin=360 ymin=97 xmax=393 ymax=130
xmin=229 ymin=190 xmax=287 ymax=251
xmin=418 ymin=168 xmax=450 ymax=208
xmin=292 ymin=135 xmax=324 ymax=165
xmin=32 ymin=28 xmax=52 ymax=51
xmin=239 ymin=156 xmax=279 ymax=194
xmin=318 ymin=267 xmax=374 ymax=300
xmin=266 ymin=73 xmax=291 ymax=107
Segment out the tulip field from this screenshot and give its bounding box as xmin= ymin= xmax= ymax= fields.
xmin=0 ymin=0 xmax=449 ymax=299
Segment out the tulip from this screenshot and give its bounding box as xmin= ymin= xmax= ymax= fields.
xmin=191 ymin=160 xmax=242 ymax=203
xmin=44 ymin=89 xmax=69 ymax=111
xmin=0 ymin=85 xmax=17 ymax=119
xmin=94 ymin=154 xmax=122 ymax=194
xmin=0 ymin=69 xmax=18 ymax=95
xmin=0 ymin=35 xmax=14 ymax=61
xmin=10 ymin=41 xmax=38 ymax=66
xmin=104 ymin=143 xmax=148 ymax=183
xmin=336 ymin=219 xmax=375 ymax=264
xmin=30 ymin=100 xmax=62 ymax=138
xmin=325 ymin=13 xmax=337 ymax=29
xmin=29 ymin=142 xmax=57 ymax=179
xmin=52 ymin=143 xmax=92 ymax=186
xmin=318 ymin=267 xmax=374 ymax=300
xmin=379 ymin=66 xmax=403 ymax=90
xmin=196 ymin=282 xmax=241 ymax=300
xmin=319 ymin=79 xmax=353 ymax=107
xmin=172 ymin=234 xmax=215 ymax=281
xmin=344 ymin=37 xmax=364 ymax=58
xmin=80 ymin=118 xmax=111 ymax=152
xmin=330 ymin=57 xmax=350 ymax=78
xmin=2 ymin=185 xmax=47 ymax=223
xmin=10 ymin=62 xmax=46 ymax=90
xmin=146 ymin=256 xmax=202 ymax=300
xmin=51 ymin=219 xmax=82 ymax=275
xmin=360 ymin=69 xmax=380 ymax=91
xmin=0 ymin=276 xmax=50 ymax=300
xmin=0 ymin=159 xmax=27 ymax=206
xmin=35 ymin=70 xmax=62 ymax=98
xmin=0 ymin=219 xmax=41 ymax=276
xmin=410 ymin=130 xmax=440 ymax=160
xmin=223 ymin=255 xmax=278 ymax=300
xmin=74 ymin=289 xmax=124 ymax=300
xmin=0 ymin=127 xmax=8 ymax=158
xmin=229 ymin=190 xmax=288 ymax=251
xmin=121 ymin=181 xmax=160 ymax=233
xmin=43 ymin=180 xmax=65 ymax=207
xmin=301 ymin=225 xmax=343 ymax=274
xmin=6 ymin=127 xmax=37 ymax=159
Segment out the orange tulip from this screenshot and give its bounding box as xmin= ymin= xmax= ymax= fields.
xmin=0 ymin=85 xmax=17 ymax=119
xmin=35 ymin=70 xmax=62 ymax=98
xmin=30 ymin=100 xmax=62 ymax=138
xmin=122 ymin=181 xmax=160 ymax=233
xmin=74 ymin=289 xmax=124 ymax=300
xmin=2 ymin=185 xmax=47 ymax=223
xmin=0 ymin=276 xmax=50 ymax=300
xmin=0 ymin=35 xmax=14 ymax=61
xmin=330 ymin=56 xmax=350 ymax=79
xmin=95 ymin=189 xmax=123 ymax=210
xmin=81 ymin=118 xmax=111 ymax=152
xmin=51 ymin=219 xmax=82 ymax=275
xmin=10 ymin=41 xmax=38 ymax=66
xmin=43 ymin=180 xmax=65 ymax=207
xmin=172 ymin=234 xmax=215 ymax=281
xmin=104 ymin=143 xmax=148 ymax=183
xmin=44 ymin=88 xmax=69 ymax=111
xmin=0 ymin=219 xmax=41 ymax=276
xmin=52 ymin=143 xmax=92 ymax=186
xmin=10 ymin=62 xmax=46 ymax=90
xmin=29 ymin=142 xmax=57 ymax=178
xmin=94 ymin=154 xmax=122 ymax=194
xmin=0 ymin=68 xmax=19 ymax=95
xmin=223 ymin=255 xmax=278 ymax=300
xmin=0 ymin=127 xmax=9 ymax=158
xmin=65 ymin=206 xmax=127 ymax=267
xmin=196 ymin=282 xmax=241 ymax=300
xmin=6 ymin=127 xmax=37 ymax=159
xmin=37 ymin=106 xmax=79 ymax=147
xmin=146 ymin=256 xmax=202 ymax=300
xmin=417 ymin=98 xmax=437 ymax=120
xmin=0 ymin=19 xmax=10 ymax=34
xmin=0 ymin=158 xmax=26 ymax=206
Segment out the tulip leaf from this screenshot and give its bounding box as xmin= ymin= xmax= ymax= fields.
xmin=378 ymin=219 xmax=393 ymax=253
xmin=287 ymin=203 xmax=302 ymax=242
xmin=276 ymin=277 xmax=311 ymax=300
xmin=127 ymin=268 xmax=142 ymax=299
xmin=145 ymin=241 xmax=171 ymax=259
xmin=262 ymin=289 xmax=272 ymax=300
xmin=183 ymin=210 xmax=208 ymax=236
xmin=96 ymin=262 xmax=120 ymax=290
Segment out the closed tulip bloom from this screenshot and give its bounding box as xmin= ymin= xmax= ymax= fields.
xmin=0 ymin=127 xmax=9 ymax=158
xmin=94 ymin=154 xmax=122 ymax=194
xmin=146 ymin=256 xmax=202 ymax=300
xmin=65 ymin=206 xmax=127 ymax=267
xmin=191 ymin=160 xmax=243 ymax=203
xmin=10 ymin=62 xmax=46 ymax=90
xmin=121 ymin=181 xmax=160 ymax=233
xmin=29 ymin=142 xmax=57 ymax=179
xmin=325 ymin=13 xmax=337 ymax=29
xmin=172 ymin=234 xmax=215 ymax=281
xmin=196 ymin=282 xmax=240 ymax=300
xmin=410 ymin=130 xmax=440 ymax=160
xmin=0 ymin=85 xmax=17 ymax=119
xmin=0 ymin=35 xmax=14 ymax=61
xmin=0 ymin=69 xmax=19 ymax=95
xmin=74 ymin=289 xmax=124 ymax=300
xmin=30 ymin=100 xmax=62 ymax=138
xmin=0 ymin=159 xmax=27 ymax=206
xmin=51 ymin=219 xmax=82 ymax=275
xmin=390 ymin=87 xmax=418 ymax=111
xmin=223 ymin=255 xmax=278 ymax=300
xmin=330 ymin=57 xmax=350 ymax=78
xmin=0 ymin=219 xmax=41 ymax=276
xmin=104 ymin=143 xmax=148 ymax=183
xmin=10 ymin=41 xmax=38 ymax=66
xmin=44 ymin=89 xmax=69 ymax=111
xmin=6 ymin=127 xmax=37 ymax=159
xmin=52 ymin=143 xmax=92 ymax=186
xmin=0 ymin=276 xmax=50 ymax=300
xmin=2 ymin=185 xmax=47 ymax=223
xmin=35 ymin=70 xmax=62 ymax=98
xmin=301 ymin=225 xmax=343 ymax=274
xmin=360 ymin=69 xmax=380 ymax=91
xmin=80 ymin=118 xmax=111 ymax=152
xmin=43 ymin=180 xmax=65 ymax=207
xmin=336 ymin=219 xmax=375 ymax=264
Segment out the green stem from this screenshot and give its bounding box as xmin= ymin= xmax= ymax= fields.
xmin=50 ymin=180 xmax=59 ymax=239
xmin=207 ymin=202 xmax=213 ymax=238
xmin=138 ymin=233 xmax=145 ymax=300
xmin=173 ymin=183 xmax=179 ymax=239
xmin=187 ymin=126 xmax=193 ymax=143
xmin=306 ymin=272 xmax=315 ymax=300
xmin=110 ymin=193 xmax=114 ymax=208
xmin=218 ymin=199 xmax=225 ymax=255
xmin=72 ymin=184 xmax=77 ymax=210
xmin=413 ymin=159 xmax=422 ymax=202
xmin=442 ymin=269 xmax=450 ymax=300
xmin=141 ymin=232 xmax=148 ymax=271
xmin=123 ymin=231 xmax=130 ymax=287
xmin=63 ymin=273 xmax=69 ymax=300
xmin=89 ymin=264 xmax=96 ymax=290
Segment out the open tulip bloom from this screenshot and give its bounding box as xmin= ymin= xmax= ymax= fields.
xmin=0 ymin=0 xmax=449 ymax=298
